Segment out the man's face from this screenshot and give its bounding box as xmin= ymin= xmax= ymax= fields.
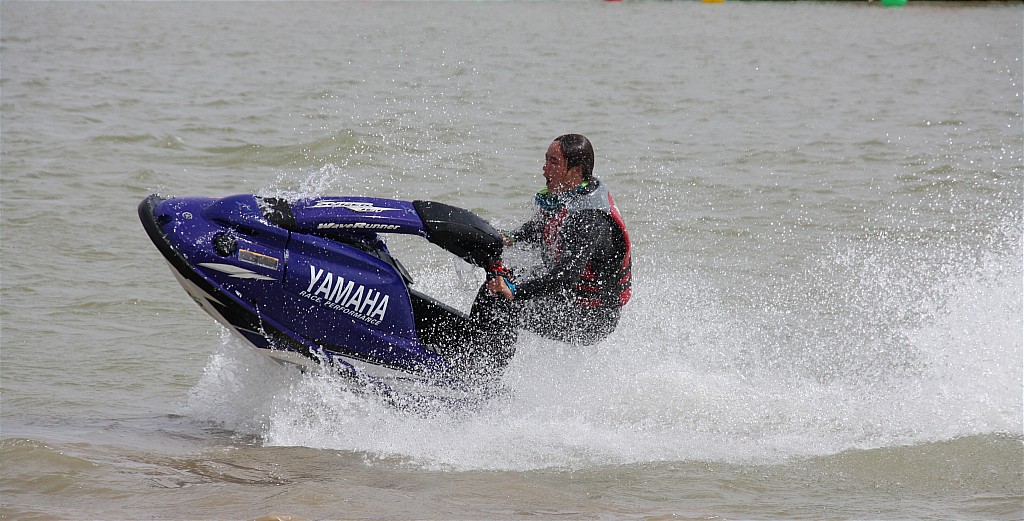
xmin=543 ymin=141 xmax=580 ymax=195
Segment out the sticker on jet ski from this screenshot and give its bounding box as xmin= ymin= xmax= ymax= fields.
xmin=238 ymin=249 xmax=280 ymax=270
xmin=300 ymin=264 xmax=389 ymax=325
xmin=316 ymin=222 xmax=401 ymax=231
xmin=309 ymin=201 xmax=401 ymax=213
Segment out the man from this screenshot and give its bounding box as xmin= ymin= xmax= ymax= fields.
xmin=483 ymin=134 xmax=632 ymax=346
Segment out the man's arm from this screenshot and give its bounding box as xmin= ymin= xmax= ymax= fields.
xmin=505 ymin=214 xmax=544 ymax=246
xmin=513 ymin=210 xmax=616 ymax=300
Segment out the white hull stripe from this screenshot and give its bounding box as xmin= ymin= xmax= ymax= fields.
xmin=198 ymin=262 xmax=275 ymax=280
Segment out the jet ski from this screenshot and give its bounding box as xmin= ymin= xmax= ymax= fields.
xmin=138 ymin=193 xmax=516 ymax=394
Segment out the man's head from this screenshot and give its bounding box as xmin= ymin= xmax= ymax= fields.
xmin=543 ymin=134 xmax=594 ymax=194
xmin=556 ymin=134 xmax=594 ymax=181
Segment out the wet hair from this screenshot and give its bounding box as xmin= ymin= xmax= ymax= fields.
xmin=555 ymin=134 xmax=594 ymax=181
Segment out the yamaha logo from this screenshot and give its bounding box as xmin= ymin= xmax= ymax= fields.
xmin=300 ymin=264 xmax=390 ymax=325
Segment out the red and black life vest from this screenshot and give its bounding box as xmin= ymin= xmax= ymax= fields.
xmin=541 ymin=183 xmax=632 ymax=309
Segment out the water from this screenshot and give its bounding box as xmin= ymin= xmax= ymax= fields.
xmin=2 ymin=1 xmax=1021 ymax=519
